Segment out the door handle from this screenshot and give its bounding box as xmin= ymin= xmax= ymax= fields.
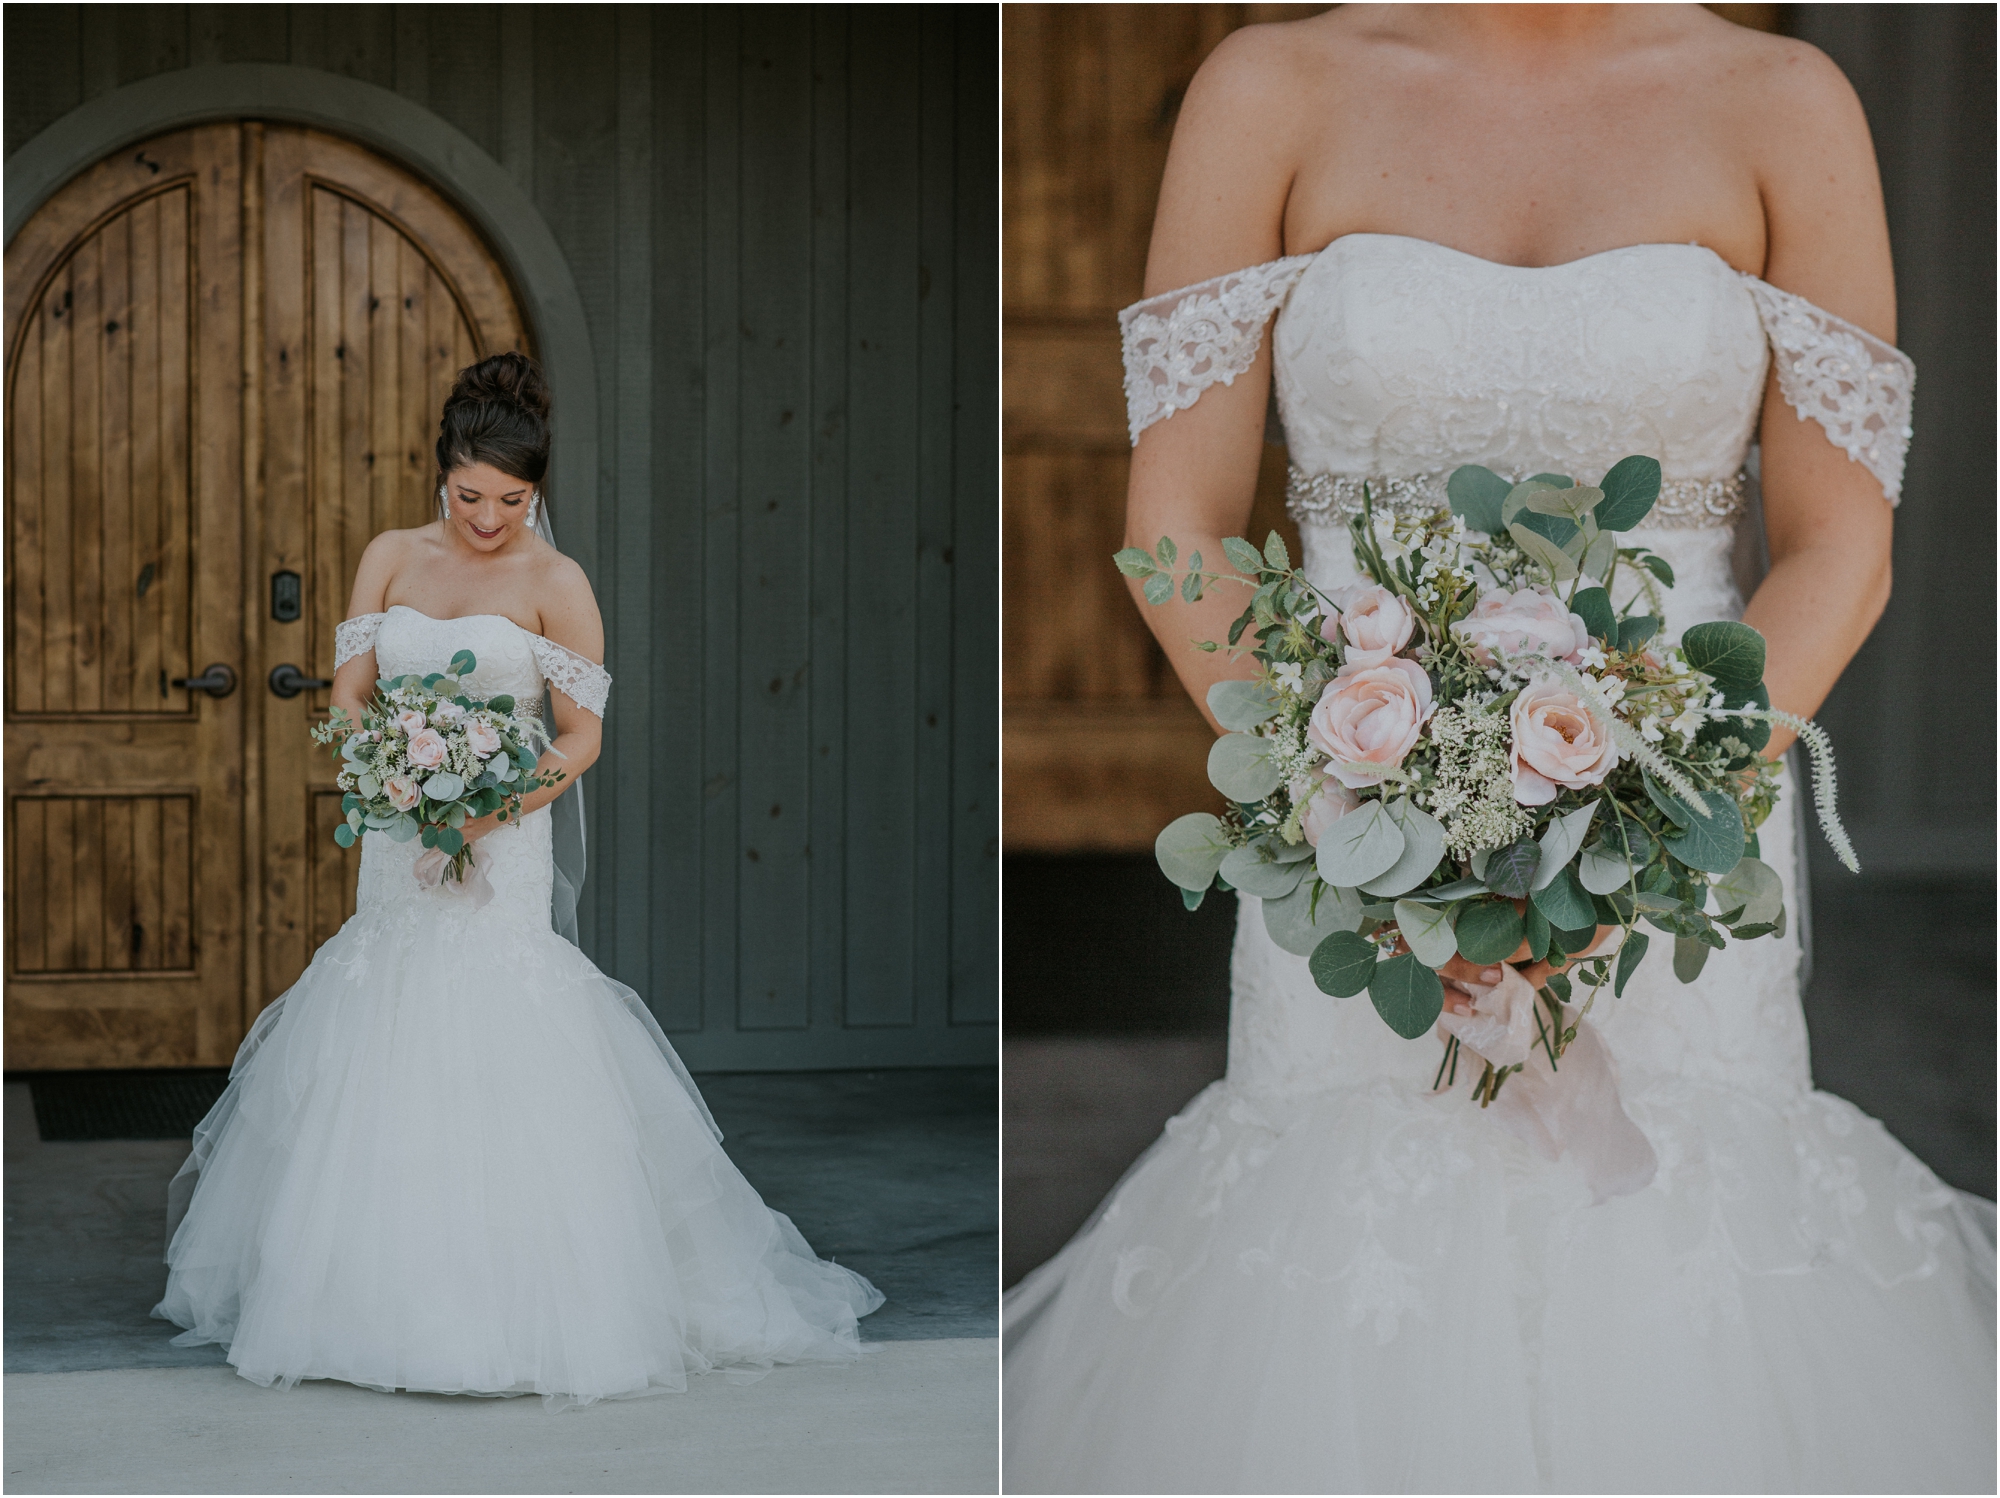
xmin=170 ymin=664 xmax=237 ymax=698
xmin=268 ymin=663 xmax=332 ymax=699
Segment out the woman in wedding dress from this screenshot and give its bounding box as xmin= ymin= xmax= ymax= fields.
xmin=155 ymin=353 xmax=882 ymax=1406
xmin=1004 ymin=8 xmax=1993 ymax=1492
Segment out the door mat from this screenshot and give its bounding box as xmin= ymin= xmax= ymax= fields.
xmin=21 ymin=1069 xmax=231 ymax=1141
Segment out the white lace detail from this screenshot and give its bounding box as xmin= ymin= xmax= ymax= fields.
xmin=1740 ymin=276 xmax=1913 ymax=504
xmin=334 ymin=613 xmax=386 ymax=672
xmin=528 ymin=635 xmax=612 ymax=718
xmin=1118 ymin=255 xmax=1316 ymax=444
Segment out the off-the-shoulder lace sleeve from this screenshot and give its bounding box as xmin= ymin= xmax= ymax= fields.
xmin=334 ymin=613 xmax=386 ymax=671
xmin=530 ymin=635 xmax=612 ymax=717
xmin=1741 ymin=275 xmax=1914 ymax=504
xmin=1118 ymin=255 xmax=1318 ymax=445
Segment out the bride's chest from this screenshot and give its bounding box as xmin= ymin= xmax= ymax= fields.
xmin=374 ymin=610 xmax=543 ymax=699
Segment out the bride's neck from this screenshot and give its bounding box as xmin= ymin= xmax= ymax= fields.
xmin=1400 ymin=4 xmax=1646 ymax=59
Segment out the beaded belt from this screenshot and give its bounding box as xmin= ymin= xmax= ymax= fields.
xmin=1284 ymin=466 xmax=1749 ymax=531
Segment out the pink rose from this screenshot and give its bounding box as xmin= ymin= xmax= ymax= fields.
xmin=1297 ymin=770 xmax=1361 ymax=846
xmin=1307 ymin=657 xmax=1434 ymax=789
xmin=383 ymin=774 xmax=421 ymax=812
xmin=1453 ymin=585 xmax=1591 ymax=668
xmin=1510 ymin=677 xmax=1620 ymax=805
xmin=1323 ymin=584 xmax=1416 ymax=669
xmin=406 ymin=727 xmax=448 ymax=770
xmin=465 ymin=719 xmax=502 ymax=759
xmin=395 ymin=708 xmax=429 ymax=737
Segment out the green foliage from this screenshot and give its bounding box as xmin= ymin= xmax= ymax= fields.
xmin=1207 ymin=679 xmax=1280 ymax=731
xmin=1393 ymin=898 xmax=1459 ymax=968
xmin=1522 ymin=902 xmax=1551 ymax=963
xmin=1357 ymin=799 xmax=1447 ymax=897
xmin=1113 ymin=547 xmax=1156 ymax=578
xmin=1207 ymin=732 xmax=1284 ymax=803
xmin=1659 ymin=790 xmax=1746 ymax=874
xmin=1673 ymin=934 xmax=1711 ymax=982
xmin=1446 ymin=465 xmax=1510 ymax=535
xmin=1263 ymin=530 xmax=1291 ymax=570
xmin=1142 ymin=571 xmax=1174 ymax=605
xmin=1570 ymin=586 xmax=1615 ymax=644
xmin=1617 ymin=615 xmax=1660 ymax=653
xmin=449 ymin=649 xmax=478 ymax=676
xmin=1309 ymin=930 xmax=1378 ymax=998
xmin=1222 ymin=536 xmax=1265 ymax=573
xmin=1155 ymin=812 xmax=1231 ymax=891
xmin=1219 ymin=842 xmax=1310 ymax=899
xmin=1530 ymin=865 xmax=1596 ymax=932
xmin=1315 ymin=799 xmax=1405 ymax=888
xmin=1369 ymin=955 xmax=1445 ymax=1039
xmin=1533 ymin=803 xmax=1599 ymax=889
xmin=1681 ymin=620 xmax=1766 ymax=691
xmin=1264 ymin=878 xmax=1364 ymax=955
xmin=333 ymin=823 xmax=356 ymax=849
xmin=1614 ymin=931 xmax=1650 ymax=995
xmin=1593 ymin=455 xmax=1661 ymax=531
xmin=1455 ymin=898 xmax=1525 ymax=964
xmin=1483 ymin=837 xmax=1541 ymax=898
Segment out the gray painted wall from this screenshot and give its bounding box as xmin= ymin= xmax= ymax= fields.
xmin=1790 ymin=5 xmax=1995 ymax=880
xmin=4 ymin=3 xmax=999 ymax=1069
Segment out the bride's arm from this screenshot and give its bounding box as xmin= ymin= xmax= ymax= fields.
xmin=1738 ymin=46 xmax=1899 ymax=758
xmin=1124 ymin=32 xmax=1308 ymax=733
xmin=329 ymin=532 xmax=401 ymax=726
xmin=465 ymin=555 xmax=605 ymax=839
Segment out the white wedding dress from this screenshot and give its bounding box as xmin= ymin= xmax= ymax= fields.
xmin=1003 ymin=235 xmax=1995 ymax=1493
xmin=155 ymin=604 xmax=882 ymax=1406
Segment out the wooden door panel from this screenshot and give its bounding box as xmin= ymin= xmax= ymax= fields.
xmin=6 ymin=123 xmax=244 ymax=1067
xmin=255 ymin=126 xmax=530 ymax=1009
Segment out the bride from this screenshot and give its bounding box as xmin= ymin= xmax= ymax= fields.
xmin=1004 ymin=7 xmax=1993 ymax=1492
xmin=154 ymin=353 xmax=882 ymax=1406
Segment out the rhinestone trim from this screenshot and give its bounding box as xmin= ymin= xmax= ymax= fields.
xmin=1284 ymin=467 xmax=1749 ymax=531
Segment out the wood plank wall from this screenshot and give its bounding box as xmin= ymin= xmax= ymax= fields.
xmin=4 ymin=4 xmax=998 ymax=1070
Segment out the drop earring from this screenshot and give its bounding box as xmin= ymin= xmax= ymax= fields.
xmin=437 ymin=484 xmax=449 ymax=522
xmin=526 ymin=489 xmax=540 ymax=529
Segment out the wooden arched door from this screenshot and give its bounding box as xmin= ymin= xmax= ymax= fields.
xmin=6 ymin=122 xmax=530 ymax=1068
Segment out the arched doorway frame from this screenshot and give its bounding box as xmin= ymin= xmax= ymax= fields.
xmin=4 ymin=64 xmax=599 ymax=567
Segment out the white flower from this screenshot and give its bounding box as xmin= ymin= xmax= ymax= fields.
xmin=1271 ymin=662 xmax=1303 ymax=693
xmin=1578 ymin=643 xmax=1607 ymax=670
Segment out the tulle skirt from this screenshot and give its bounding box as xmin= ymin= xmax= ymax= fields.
xmin=1004 ymin=1071 xmax=1995 ymax=1493
xmin=154 ymin=820 xmax=881 ymax=1407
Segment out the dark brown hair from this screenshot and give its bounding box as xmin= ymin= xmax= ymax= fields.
xmin=435 ymin=351 xmax=551 ymax=486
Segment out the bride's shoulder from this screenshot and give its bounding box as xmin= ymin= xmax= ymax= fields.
xmin=527 ymin=546 xmax=604 ymax=663
xmin=346 ymin=524 xmax=437 ymax=615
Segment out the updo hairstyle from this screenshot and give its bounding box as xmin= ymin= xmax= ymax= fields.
xmin=435 ymin=351 xmax=552 ymax=486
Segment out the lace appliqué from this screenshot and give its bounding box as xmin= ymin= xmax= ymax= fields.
xmin=1118 ymin=256 xmax=1317 ymax=444
xmin=1285 ymin=467 xmax=1749 ymax=531
xmin=1741 ymin=276 xmax=1913 ymax=504
xmin=529 ymin=635 xmax=611 ymax=718
xmin=334 ymin=613 xmax=386 ymax=671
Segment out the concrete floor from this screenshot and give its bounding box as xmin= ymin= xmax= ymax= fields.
xmin=5 ymin=1068 xmax=996 ymax=1493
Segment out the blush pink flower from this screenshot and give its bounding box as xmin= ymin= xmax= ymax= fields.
xmin=465 ymin=719 xmax=502 ymax=759
xmin=395 ymin=708 xmax=429 ymax=737
xmin=1295 ymin=769 xmax=1361 ymax=847
xmin=406 ymin=727 xmax=448 ymax=770
xmin=1510 ymin=676 xmax=1620 ymax=805
xmin=1454 ymin=585 xmax=1591 ymax=668
xmin=1323 ymin=584 xmax=1417 ymax=669
xmin=431 ymin=700 xmax=467 ymax=727
xmin=383 ymin=774 xmax=421 ymax=813
xmin=1307 ymin=657 xmax=1434 ymax=789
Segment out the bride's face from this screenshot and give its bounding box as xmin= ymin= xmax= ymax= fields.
xmin=442 ymin=462 xmax=534 ymax=552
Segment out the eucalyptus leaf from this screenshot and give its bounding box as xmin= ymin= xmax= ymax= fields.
xmin=1525 ymin=483 xmax=1603 ymax=523
xmin=1712 ymin=855 xmax=1783 ymax=926
xmin=363 ymin=811 xmax=401 ymax=830
xmin=1309 ymin=930 xmax=1379 ymax=998
xmin=1369 ymin=954 xmax=1445 ymax=1040
xmin=1220 ymin=843 xmax=1311 ymax=899
xmin=1501 ymin=479 xmax=1560 ymax=526
xmin=1393 ymin=899 xmax=1459 ymax=968
xmin=1673 ymin=935 xmax=1711 ymax=983
xmin=357 ymin=772 xmax=381 ymax=799
xmin=1569 ymin=587 xmax=1615 ymax=644
xmin=1681 ymin=620 xmax=1766 ymax=690
xmin=389 ymin=815 xmax=421 ymax=843
xmin=1579 ymin=529 xmax=1619 ymax=583
xmin=1617 ymin=615 xmax=1660 ymax=653
xmin=437 ymin=826 xmax=464 ymax=855
xmin=1155 ymin=812 xmax=1232 ymax=891
xmin=1315 ymin=798 xmax=1406 ymax=889
xmin=1660 ymin=790 xmax=1746 ymax=874
xmin=1264 ymin=878 xmax=1364 ymax=955
xmin=1639 ymin=553 xmax=1676 ymax=588
xmin=1358 ymin=799 xmax=1447 ymax=897
xmin=1414 ymin=876 xmax=1489 ymax=902
xmin=1532 ymin=803 xmax=1599 ymax=888
xmin=1208 ymin=732 xmax=1284 ymax=803
xmin=1446 ymin=465 xmax=1510 ymax=535
xmin=450 ymin=649 xmax=478 ymax=676
xmin=333 ymin=823 xmax=356 ymax=849
xmin=1208 ymin=679 xmax=1281 ymax=731
xmin=1523 ymin=902 xmax=1551 ymax=963
xmin=1507 ymin=522 xmax=1578 ymax=581
xmin=1594 ymin=455 xmax=1662 ymax=531
xmin=1644 ymin=771 xmax=1697 ymax=828
xmin=1470 ymin=847 xmax=1492 ymax=881
xmin=1614 ymin=930 xmax=1650 ymax=995
xmin=1530 ymin=866 xmax=1597 ymax=932
xmin=422 ymin=772 xmax=466 ymax=802
xmin=1526 ymin=473 xmax=1575 ymax=489
xmin=1456 ymin=899 xmax=1526 ymax=965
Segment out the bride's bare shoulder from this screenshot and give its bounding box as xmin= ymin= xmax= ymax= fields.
xmin=346 ymin=524 xmax=438 ymax=615
xmin=529 ymin=546 xmax=604 ymax=662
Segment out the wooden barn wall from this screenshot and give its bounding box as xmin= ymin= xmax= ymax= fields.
xmin=4 ymin=3 xmax=999 ymax=1069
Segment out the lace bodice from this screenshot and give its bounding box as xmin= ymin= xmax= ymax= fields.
xmin=1119 ymin=234 xmax=1913 ymax=506
xmin=335 ymin=606 xmax=611 ymax=717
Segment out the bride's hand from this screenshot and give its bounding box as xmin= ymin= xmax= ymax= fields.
xmin=1426 ymin=923 xmax=1618 ymax=1012
xmin=459 ymin=811 xmax=503 ymax=844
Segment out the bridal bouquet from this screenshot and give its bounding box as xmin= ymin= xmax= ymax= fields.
xmin=1118 ymin=456 xmax=1854 ymax=1105
xmin=311 ymin=647 xmax=564 ymax=887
